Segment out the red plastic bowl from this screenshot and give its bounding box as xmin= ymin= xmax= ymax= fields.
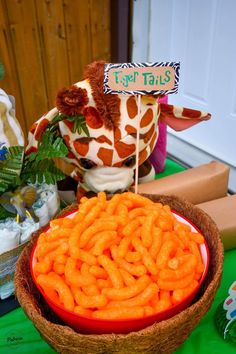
xmin=30 ymin=211 xmax=210 ymax=334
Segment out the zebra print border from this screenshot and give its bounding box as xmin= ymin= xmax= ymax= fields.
xmin=104 ymin=62 xmax=180 ymax=95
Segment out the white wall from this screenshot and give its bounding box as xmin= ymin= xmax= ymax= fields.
xmin=132 ymin=0 xmax=236 ymax=192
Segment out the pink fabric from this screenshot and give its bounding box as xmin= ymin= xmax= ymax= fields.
xmin=149 ymin=96 xmax=168 ymax=173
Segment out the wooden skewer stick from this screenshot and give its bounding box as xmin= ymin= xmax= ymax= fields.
xmin=134 ymin=94 xmax=141 ymax=194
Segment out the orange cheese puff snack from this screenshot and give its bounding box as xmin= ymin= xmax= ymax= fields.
xmin=157 ymin=273 xmax=195 ymax=291
xmin=132 ymin=237 xmax=158 ymax=275
xmin=44 ymin=228 xmax=72 ymax=241
xmin=92 ymin=231 xmax=117 ymax=256
xmin=189 ymin=232 xmax=205 ymax=244
xmin=80 ymin=196 xmax=88 ymax=203
xmin=125 ymin=251 xmax=142 ymax=263
xmin=156 ymin=239 xmax=177 ymax=269
xmin=114 ymin=257 xmax=147 ymax=277
xmin=107 ymin=283 xmax=159 ymax=308
xmin=97 ymin=191 xmax=107 ymax=204
xmin=37 ymin=273 xmax=74 ymax=311
xmin=74 ymin=306 xmax=93 ymax=317
xmin=159 ymin=254 xmax=197 ymax=281
xmin=93 ymin=306 xmax=145 ymax=320
xmin=172 ymin=280 xmax=199 ymax=305
xmin=36 ymin=239 xmax=63 ymax=258
xmin=141 ymin=212 xmax=158 ymax=247
xmin=55 ymin=254 xmax=67 ymax=264
xmin=173 ymin=223 xmax=190 ymax=248
xmin=102 ymin=275 xmax=150 ymax=301
xmin=68 ymin=224 xmax=86 ymax=259
xmin=115 ymin=203 xmax=128 ymax=218
xmin=34 ymin=257 xmax=52 ymax=275
xmin=64 ymin=258 xmax=96 ymax=287
xmin=82 ymin=284 xmax=100 ymax=296
xmin=122 ymin=219 xmax=141 ymax=237
xmin=121 ymin=192 xmax=153 ymax=207
xmin=49 ymin=218 xmax=64 ymax=229
xmin=117 ymin=237 xmax=131 ymax=258
xmin=168 ymin=257 xmax=179 ymax=270
xmin=89 ymin=265 xmax=108 ymax=279
xmin=189 ymin=240 xmax=204 ymax=273
xmin=53 ymin=262 xmax=65 ymax=275
xmin=97 ymin=254 xmax=124 ymax=289
xmin=78 ymin=196 xmax=98 ymax=215
xmin=97 ymin=278 xmax=113 ymax=290
xmin=106 ymin=193 xmax=121 ymax=215
xmin=42 ymin=285 xmax=61 ymax=306
xmin=149 ymin=227 xmax=163 ymax=260
xmin=156 ymin=215 xmax=174 ymax=232
xmin=45 ymin=242 xmax=69 ymax=262
xmin=62 ymin=218 xmax=75 ymax=229
xmin=75 ymin=249 xmax=97 ymax=266
xmin=119 ymin=268 xmax=136 ymax=286
xmin=71 ymin=286 xmax=108 ymax=308
xmin=128 ymin=207 xmax=148 ymax=219
xmin=121 ymin=199 xmax=133 ymax=209
xmin=79 ymin=220 xmax=118 ymax=248
xmin=154 ymin=290 xmax=172 ymax=313
xmin=83 ymin=203 xmax=104 ymax=227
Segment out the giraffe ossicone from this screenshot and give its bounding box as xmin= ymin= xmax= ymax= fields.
xmin=26 ymin=61 xmax=211 ymax=197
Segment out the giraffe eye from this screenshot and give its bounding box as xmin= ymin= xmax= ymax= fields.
xmin=123 ymin=155 xmax=136 ymax=167
xmin=79 ymin=158 xmax=97 ymax=170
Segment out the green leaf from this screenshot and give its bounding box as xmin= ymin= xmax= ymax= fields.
xmin=27 ymin=131 xmax=68 ymax=162
xmin=21 ymin=159 xmax=66 ymax=185
xmin=0 ymin=146 xmax=24 ymax=193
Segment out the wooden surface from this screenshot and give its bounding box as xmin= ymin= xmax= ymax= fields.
xmin=0 ymin=0 xmax=111 ymax=137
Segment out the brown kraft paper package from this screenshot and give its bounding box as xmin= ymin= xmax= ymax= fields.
xmin=135 ymin=161 xmax=230 ymax=205
xmin=197 ymin=194 xmax=236 ymax=250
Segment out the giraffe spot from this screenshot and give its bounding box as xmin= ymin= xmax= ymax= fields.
xmin=126 ymin=96 xmax=138 ymax=119
xmin=96 ymin=135 xmax=112 ymax=145
xmin=144 ymin=123 xmax=155 ymax=144
xmin=138 ymin=148 xmax=148 ymax=166
xmin=182 ymin=107 xmax=201 ymax=118
xmin=115 ymin=141 xmax=136 ymax=159
xmin=97 ymin=147 xmax=113 ymax=166
xmin=149 ymin=132 xmax=158 ymax=153
xmin=35 ymin=118 xmax=50 ymax=140
xmin=63 ymin=134 xmax=71 ymax=148
xmin=125 ymin=124 xmax=137 ymax=135
xmin=73 ymin=138 xmax=89 ymax=157
xmin=29 ymin=122 xmax=37 ymax=134
xmin=113 ymin=161 xmax=123 ymax=168
xmin=140 ymin=108 xmax=153 ymax=128
xmin=67 ymin=150 xmax=77 ymax=159
xmin=25 ymin=146 xmax=37 ymax=155
xmin=84 ymin=106 xmax=103 ymax=129
xmin=159 ymin=103 xmax=174 ymax=115
xmin=114 ymin=127 xmax=122 ymax=142
xmin=63 ymin=119 xmax=74 ymax=131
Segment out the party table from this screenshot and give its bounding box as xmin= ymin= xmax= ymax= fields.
xmin=0 ymin=159 xmax=235 ymax=354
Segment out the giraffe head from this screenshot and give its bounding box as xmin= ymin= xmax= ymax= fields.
xmin=26 ymin=61 xmax=211 ymax=194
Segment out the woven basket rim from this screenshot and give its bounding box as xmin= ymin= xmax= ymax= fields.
xmin=14 ymin=194 xmax=224 ymax=353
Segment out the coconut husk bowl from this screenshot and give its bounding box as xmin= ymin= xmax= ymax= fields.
xmin=14 ymin=194 xmax=224 ymax=354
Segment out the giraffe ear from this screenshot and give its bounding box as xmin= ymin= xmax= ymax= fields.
xmin=159 ymin=103 xmax=211 ymax=131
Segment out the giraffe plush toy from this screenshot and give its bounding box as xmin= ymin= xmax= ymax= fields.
xmin=26 ymin=61 xmax=211 ymax=198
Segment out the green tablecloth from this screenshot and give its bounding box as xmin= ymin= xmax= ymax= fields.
xmin=0 ymin=159 xmax=235 ymax=353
